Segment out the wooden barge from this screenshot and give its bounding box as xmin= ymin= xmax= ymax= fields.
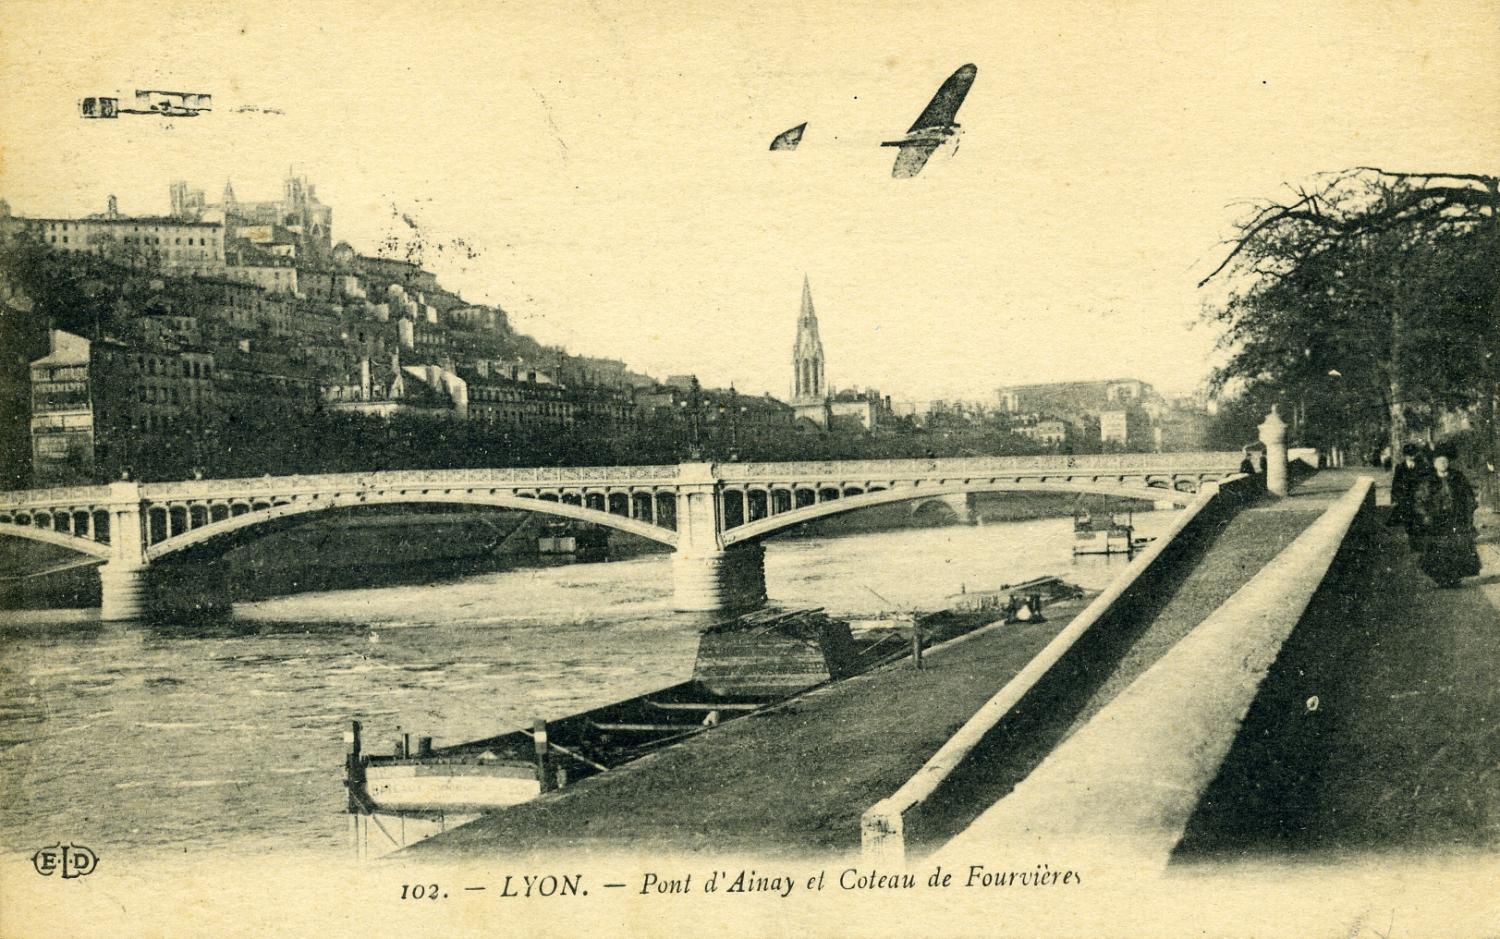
xmin=345 ymin=608 xmax=893 ymax=821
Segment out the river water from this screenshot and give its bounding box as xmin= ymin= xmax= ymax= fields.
xmin=0 ymin=510 xmax=1176 ymax=859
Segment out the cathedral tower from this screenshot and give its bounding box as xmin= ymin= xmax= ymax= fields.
xmin=791 ymin=275 xmax=826 ymax=405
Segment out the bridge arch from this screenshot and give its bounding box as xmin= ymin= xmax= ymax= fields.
xmin=719 ymin=478 xmax=1199 ymax=547
xmin=0 ymin=521 xmax=113 ymax=559
xmin=144 ymin=489 xmax=678 ymax=562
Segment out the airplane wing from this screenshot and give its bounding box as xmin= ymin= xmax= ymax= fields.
xmin=906 ymin=64 xmax=977 ymax=132
xmin=891 ymin=142 xmax=940 ymax=178
xmin=770 ymin=122 xmax=807 ymax=150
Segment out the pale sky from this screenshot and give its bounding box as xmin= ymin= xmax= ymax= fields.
xmin=2 ymin=1 xmax=1496 ymax=404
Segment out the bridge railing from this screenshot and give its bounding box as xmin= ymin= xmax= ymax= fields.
xmin=720 ymin=452 xmax=1242 ymax=481
xmin=1 ymin=454 xmax=1243 ymax=509
xmin=0 ymin=484 xmax=116 ymax=509
xmin=136 ymin=465 xmax=684 ymax=500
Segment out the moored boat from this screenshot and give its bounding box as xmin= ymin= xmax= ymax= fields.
xmin=346 ymin=609 xmax=893 ymax=818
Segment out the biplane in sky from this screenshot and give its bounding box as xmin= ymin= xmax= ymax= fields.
xmin=79 ymin=89 xmax=213 ymax=119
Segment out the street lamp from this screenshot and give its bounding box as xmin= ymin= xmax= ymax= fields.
xmin=1325 ymin=369 xmax=1346 ymax=466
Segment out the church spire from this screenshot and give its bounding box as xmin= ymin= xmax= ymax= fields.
xmin=792 ymin=275 xmax=826 ymax=403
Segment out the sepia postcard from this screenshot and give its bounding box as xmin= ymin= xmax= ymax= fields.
xmin=1 ymin=2 xmax=1497 ymax=937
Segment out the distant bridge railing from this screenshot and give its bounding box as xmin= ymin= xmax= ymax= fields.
xmin=720 ymin=452 xmax=1242 ymax=482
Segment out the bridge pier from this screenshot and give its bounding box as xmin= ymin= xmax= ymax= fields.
xmin=671 ymin=462 xmax=767 ymax=612
xmin=99 ymin=562 xmax=150 ymax=622
xmin=97 ymin=560 xmax=233 ymax=622
xmin=672 ymin=543 xmax=767 ymax=612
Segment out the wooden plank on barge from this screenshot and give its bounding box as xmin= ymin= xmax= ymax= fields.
xmin=646 ymin=701 xmax=767 ymax=712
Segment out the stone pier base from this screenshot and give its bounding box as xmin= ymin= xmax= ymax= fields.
xmin=97 ymin=559 xmax=233 ymax=622
xmin=672 ymin=543 xmax=767 ymax=612
xmin=99 ymin=563 xmax=149 ymax=622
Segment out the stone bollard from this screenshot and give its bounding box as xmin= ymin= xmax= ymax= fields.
xmin=1258 ymin=406 xmax=1289 ymax=497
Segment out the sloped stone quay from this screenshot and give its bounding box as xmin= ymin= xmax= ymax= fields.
xmin=405 ymin=595 xmax=1095 ymax=858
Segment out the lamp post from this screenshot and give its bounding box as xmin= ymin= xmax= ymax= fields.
xmin=1325 ymin=369 xmax=1344 ymax=467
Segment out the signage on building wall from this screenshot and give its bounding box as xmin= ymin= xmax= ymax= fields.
xmin=32 ymin=376 xmax=90 ymax=412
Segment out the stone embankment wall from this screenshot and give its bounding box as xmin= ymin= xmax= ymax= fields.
xmin=862 ymin=474 xmax=1262 ymax=861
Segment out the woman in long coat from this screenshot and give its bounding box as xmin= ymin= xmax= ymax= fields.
xmin=1413 ymin=453 xmax=1481 ymax=587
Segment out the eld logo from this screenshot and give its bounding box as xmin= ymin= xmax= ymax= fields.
xmin=32 ymin=844 xmax=98 ymax=879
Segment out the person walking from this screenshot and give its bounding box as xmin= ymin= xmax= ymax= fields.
xmin=1239 ymin=445 xmax=1264 ymax=491
xmin=1388 ymin=443 xmax=1429 ymax=540
xmin=1412 ymin=450 xmax=1481 ymax=588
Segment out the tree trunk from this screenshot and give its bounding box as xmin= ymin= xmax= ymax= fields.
xmin=1388 ymin=297 xmax=1406 ymax=457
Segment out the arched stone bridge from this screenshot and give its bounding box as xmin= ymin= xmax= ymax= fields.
xmin=0 ymin=453 xmax=1243 ymax=619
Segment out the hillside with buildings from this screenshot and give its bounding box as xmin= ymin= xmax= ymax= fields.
xmin=0 ymin=173 xmax=1211 ymax=489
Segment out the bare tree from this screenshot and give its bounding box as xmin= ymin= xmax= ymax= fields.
xmin=1201 ymin=168 xmax=1498 ymax=483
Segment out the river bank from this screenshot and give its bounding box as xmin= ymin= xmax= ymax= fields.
xmin=408 ymin=593 xmax=1096 ymax=859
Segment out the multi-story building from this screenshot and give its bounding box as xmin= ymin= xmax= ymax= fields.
xmin=997 ymin=379 xmax=1160 ymax=417
xmin=826 ymin=388 xmax=895 ymax=433
xmin=461 ymin=360 xmax=575 ymax=430
xmin=1099 ymin=408 xmax=1155 ymax=449
xmin=225 ymin=249 xmax=298 ymax=295
xmin=6 ymin=196 xmax=225 ymax=276
xmin=354 ymin=255 xmax=439 ymax=294
xmin=29 ymin=330 xmax=222 ymax=482
xmin=998 ymin=378 xmax=1168 ymax=450
xmin=1015 ymin=418 xmax=1069 ymax=446
xmin=205 ymin=280 xmax=296 ymax=336
xmin=570 ymin=384 xmax=639 ymax=430
xmin=446 ymin=305 xmax=508 ymax=334
xmin=29 ymin=331 xmax=102 ymax=484
xmin=211 ymin=343 xmax=321 ymax=421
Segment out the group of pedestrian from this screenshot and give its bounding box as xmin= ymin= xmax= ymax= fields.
xmin=1388 ymin=442 xmax=1482 ymax=588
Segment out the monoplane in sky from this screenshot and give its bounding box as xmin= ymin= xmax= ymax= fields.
xmin=879 ymin=63 xmax=977 ymax=178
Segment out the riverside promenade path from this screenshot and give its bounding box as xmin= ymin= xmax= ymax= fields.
xmin=937 ymin=467 xmax=1499 ymax=865
xmin=1173 ymin=474 xmax=1500 ymax=858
